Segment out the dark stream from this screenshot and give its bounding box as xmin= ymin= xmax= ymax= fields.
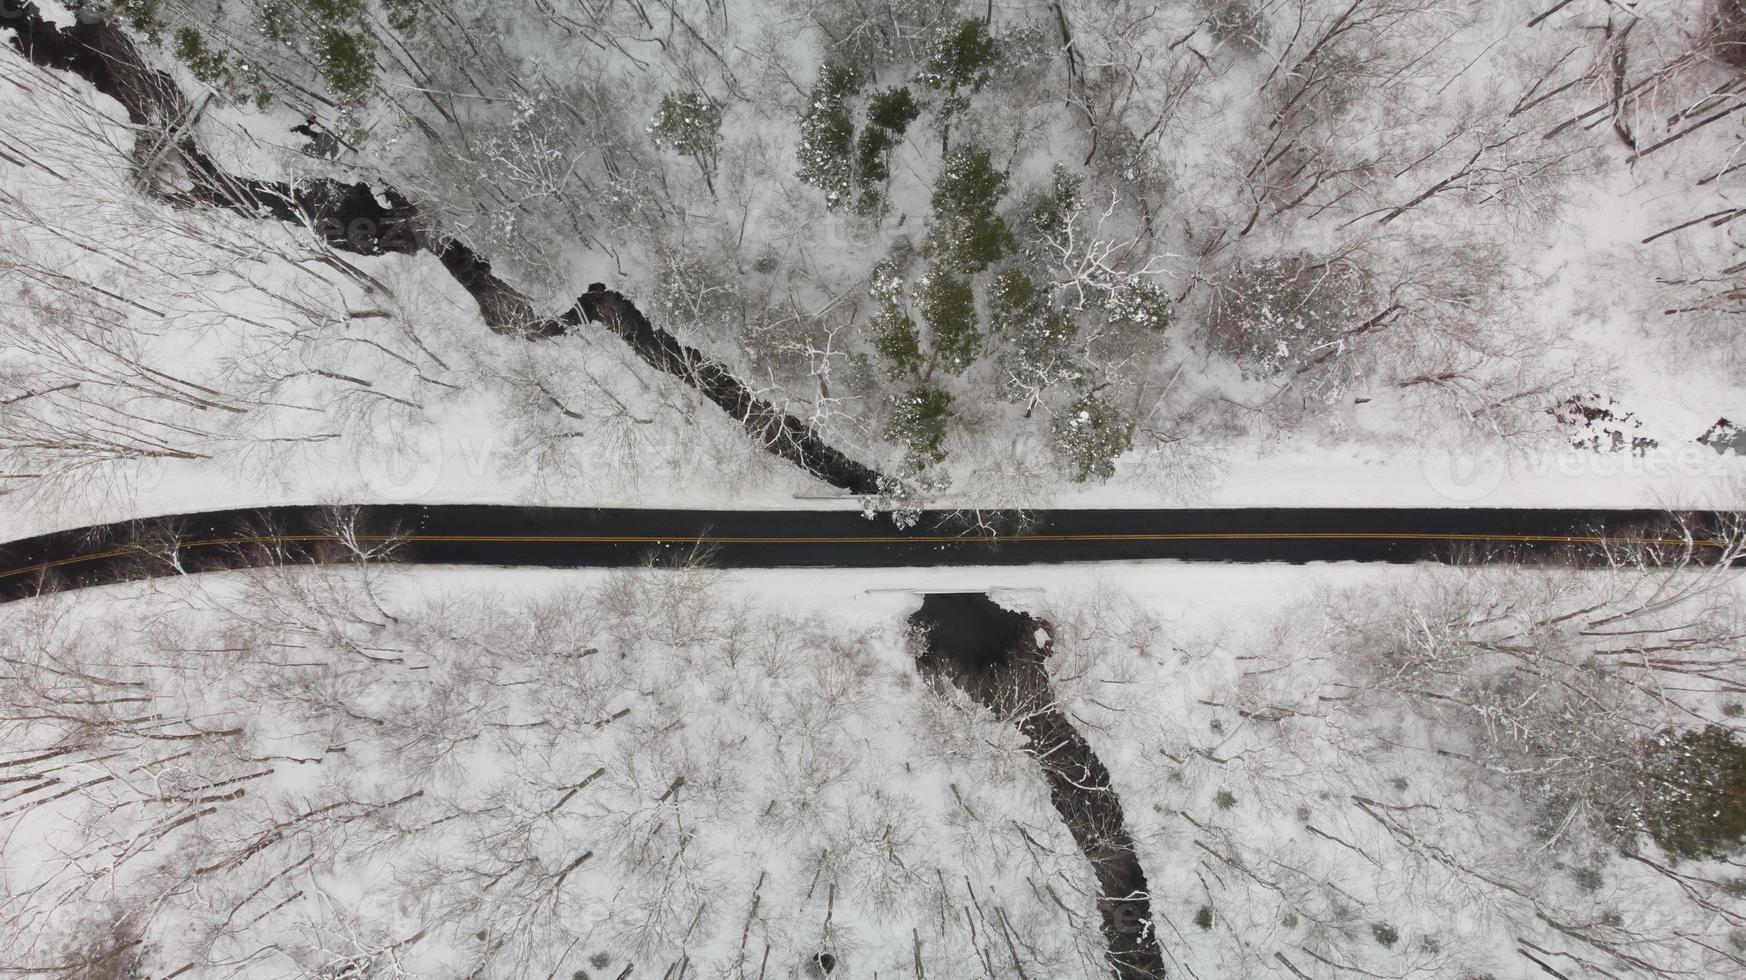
xmin=4 ymin=1 xmax=885 ymax=494
xmin=910 ymin=594 xmax=1167 ymax=980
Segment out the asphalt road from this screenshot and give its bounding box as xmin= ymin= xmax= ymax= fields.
xmin=0 ymin=504 xmax=1738 ymax=602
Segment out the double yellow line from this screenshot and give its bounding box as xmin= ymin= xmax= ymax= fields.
xmin=0 ymin=530 xmax=1725 ymax=583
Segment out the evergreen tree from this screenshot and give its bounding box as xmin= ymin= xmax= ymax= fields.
xmin=171 ymin=27 xmax=267 ymax=104
xmin=989 ymin=269 xmax=1079 ymax=413
xmin=313 ymin=26 xmax=375 ymax=105
xmin=869 ymin=261 xmax=924 ymax=379
xmin=1105 ymin=277 xmax=1174 ymax=332
xmin=867 ymin=87 xmax=923 ymax=133
xmin=854 ymin=88 xmax=922 ymax=216
xmin=1023 ymin=165 xmax=1081 ymax=245
xmin=854 ymin=126 xmax=899 ymax=215
xmin=135 ymin=0 xmax=386 ymax=108
xmin=1638 ymin=726 xmax=1746 ymax=860
xmin=797 ymin=62 xmax=863 ymax=210
xmin=886 ymin=385 xmax=954 ymax=468
xmin=918 ymin=18 xmax=1003 ymax=120
xmin=916 ymin=267 xmax=979 ymax=375
xmin=926 ymin=145 xmax=1014 ymax=274
xmin=650 ymin=90 xmax=724 ymax=191
xmin=1051 ymin=393 xmax=1133 ymax=482
xmin=259 ymin=0 xmax=379 ymax=106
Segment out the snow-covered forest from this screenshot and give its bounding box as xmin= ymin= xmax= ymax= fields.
xmin=5 ymin=1 xmax=1746 ymax=978
xmin=5 ymin=557 xmax=1746 ymax=979
xmin=3 ymin=0 xmax=1746 ymax=521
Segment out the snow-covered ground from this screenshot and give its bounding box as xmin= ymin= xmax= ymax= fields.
xmin=3 ymin=559 xmax=1740 ymax=978
xmin=5 ymin=4 xmax=1746 ymax=976
xmin=6 ymin=1 xmax=1746 ymax=537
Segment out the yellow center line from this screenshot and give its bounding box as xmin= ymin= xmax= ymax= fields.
xmin=0 ymin=530 xmax=1727 ymax=582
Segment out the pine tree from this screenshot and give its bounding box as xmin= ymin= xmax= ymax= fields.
xmin=989 ymin=269 xmax=1079 ymax=414
xmin=650 ymin=90 xmax=724 ymax=192
xmin=854 ymin=88 xmax=922 ymax=216
xmin=918 ymin=18 xmax=1003 ymax=121
xmin=1050 ymin=393 xmax=1133 ymax=482
xmin=886 ymin=385 xmax=954 ymax=468
xmin=868 ymin=262 xmax=924 ymax=379
xmin=1638 ymin=726 xmax=1746 ymax=860
xmin=1105 ymin=277 xmax=1174 ymax=332
xmin=926 ymin=145 xmax=1014 ymax=274
xmin=313 ymin=27 xmax=375 ymax=105
xmin=916 ymin=267 xmax=979 ymax=375
xmin=797 ymin=62 xmax=863 ymax=210
xmin=866 ymin=87 xmax=923 ymax=133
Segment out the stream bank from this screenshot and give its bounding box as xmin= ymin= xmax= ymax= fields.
xmin=910 ymin=593 xmax=1168 ymax=980
xmin=5 ymin=2 xmax=887 ymax=494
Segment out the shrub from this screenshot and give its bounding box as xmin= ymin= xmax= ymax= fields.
xmin=1371 ymin=922 xmax=1399 ymax=948
xmin=1193 ymin=905 xmax=1214 ymax=929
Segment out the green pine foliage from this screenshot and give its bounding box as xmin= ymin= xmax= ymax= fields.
xmin=918 ymin=18 xmax=1003 ymax=118
xmin=871 ymin=307 xmax=924 ymax=379
xmin=854 ymin=125 xmax=899 ymax=214
xmin=916 ymin=267 xmax=980 ymax=375
xmin=1638 ymin=726 xmax=1746 ymax=860
xmin=886 ymin=385 xmax=955 ymax=468
xmin=1050 ymin=393 xmax=1133 ymax=483
xmin=868 ymin=261 xmax=924 ymax=379
xmin=171 ymin=27 xmax=271 ymax=106
xmin=926 ymin=145 xmax=1014 ymax=274
xmin=797 ymin=62 xmax=863 ymax=209
xmin=650 ymin=91 xmax=724 ymax=179
xmin=113 ymin=0 xmax=167 ymax=41
xmin=985 ymin=268 xmax=1040 ymax=339
xmin=990 ymin=269 xmax=1079 ymax=406
xmin=867 ymin=86 xmax=923 ymax=133
xmin=254 ymin=0 xmax=379 ymax=105
xmin=382 ymin=0 xmax=422 ymax=32
xmin=174 ymin=28 xmax=231 ymax=87
xmin=852 ymin=87 xmax=922 ymax=216
xmin=313 ymin=27 xmax=375 ymax=104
